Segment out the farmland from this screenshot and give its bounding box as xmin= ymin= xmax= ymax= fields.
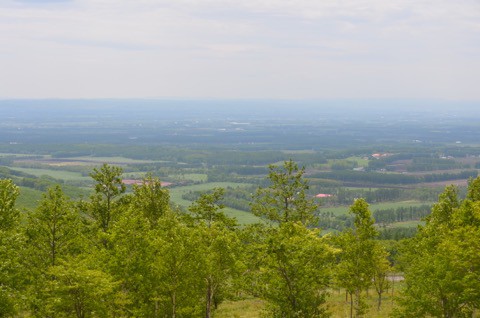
xmin=2 ymin=100 xmax=480 ymax=232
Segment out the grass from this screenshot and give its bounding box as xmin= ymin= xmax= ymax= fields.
xmin=17 ymin=186 xmax=44 ymax=211
xmin=327 ymin=287 xmax=400 ymax=318
xmin=10 ymin=167 xmax=91 ymax=182
xmin=216 ymin=299 xmax=265 ymax=318
xmin=222 ymin=207 xmax=262 ymax=225
xmin=216 ymin=285 xmax=403 ymax=318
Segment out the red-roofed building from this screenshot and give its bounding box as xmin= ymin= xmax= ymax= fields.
xmin=315 ymin=193 xmax=333 ymax=198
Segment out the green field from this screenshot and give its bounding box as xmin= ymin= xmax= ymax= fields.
xmin=329 ymin=156 xmax=370 ymax=167
xmin=10 ymin=167 xmax=91 ymax=182
xmin=17 ymin=186 xmax=44 ymax=210
xmin=168 ymin=173 xmax=208 ymax=182
xmin=68 ymin=156 xmax=160 ymax=164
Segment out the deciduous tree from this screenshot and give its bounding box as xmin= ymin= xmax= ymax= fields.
xmin=0 ymin=179 xmax=22 ymax=317
xmin=130 ymin=174 xmax=170 ymax=228
xmin=258 ymin=222 xmax=336 ymax=317
xmin=336 ymin=199 xmax=379 ymax=318
xmin=89 ymin=164 xmax=126 ymax=232
xmin=396 ymin=178 xmax=480 ymax=317
xmin=0 ymin=179 xmax=20 ymax=231
xmin=251 ymin=160 xmax=318 ymax=226
xmin=189 ymin=189 xmax=241 ymax=318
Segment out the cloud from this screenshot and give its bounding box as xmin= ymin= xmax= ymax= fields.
xmin=0 ymin=0 xmax=479 ymax=99
xmin=15 ymin=0 xmax=72 ymax=3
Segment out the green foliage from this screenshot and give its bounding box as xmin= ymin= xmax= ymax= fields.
xmin=406 ymin=157 xmax=466 ymax=172
xmin=197 ymin=222 xmax=242 ymax=318
xmin=189 ymin=187 xmax=237 ymax=228
xmin=182 ymin=185 xmax=254 ymax=212
xmin=373 ymin=205 xmax=431 ymax=225
xmin=396 ymin=178 xmax=480 ymax=317
xmin=130 ymin=174 xmax=170 ymax=227
xmin=108 ymin=206 xmax=155 ymax=316
xmin=257 ymin=222 xmax=336 ymax=317
xmin=25 ymin=186 xmax=82 ymax=268
xmin=0 ymin=179 xmax=20 ymax=231
xmin=45 ymin=257 xmax=121 ymax=318
xmin=251 ymin=160 xmax=318 ymax=226
xmin=23 ymin=186 xmax=87 ymax=315
xmin=4 ymin=161 xmax=480 ymax=317
xmin=335 ymin=199 xmax=384 ymax=317
xmin=371 ymin=245 xmax=391 ymax=311
xmin=0 ymin=179 xmax=23 ymax=316
xmin=0 ymin=229 xmax=23 ymax=317
xmin=151 ymin=213 xmax=205 ymax=317
xmin=88 ymin=163 xmax=126 ymax=232
xmin=188 ymin=188 xmax=242 ymax=317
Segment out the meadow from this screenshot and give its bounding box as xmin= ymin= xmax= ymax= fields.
xmin=216 ymin=284 xmax=404 ymax=318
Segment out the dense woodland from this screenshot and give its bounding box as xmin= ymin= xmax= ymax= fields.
xmin=1 ymin=160 xmax=480 ymax=317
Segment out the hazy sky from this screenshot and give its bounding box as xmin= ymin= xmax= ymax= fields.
xmin=1 ymin=0 xmax=479 ymax=100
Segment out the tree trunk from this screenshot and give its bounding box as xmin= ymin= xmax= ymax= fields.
xmin=355 ymin=288 xmax=361 ymax=318
xmin=350 ymin=292 xmax=353 ymax=318
xmin=172 ymin=291 xmax=176 ymax=318
xmin=377 ymin=291 xmax=382 ymax=311
xmin=206 ymin=281 xmax=213 ymax=318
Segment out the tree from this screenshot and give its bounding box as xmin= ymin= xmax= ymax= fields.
xmin=0 ymin=179 xmax=22 ymax=317
xmin=396 ymin=179 xmax=480 ymax=317
xmin=258 ymin=222 xmax=336 ymax=317
xmin=0 ymin=179 xmax=20 ymax=231
xmin=189 ymin=188 xmax=236 ymax=228
xmin=197 ymin=222 xmax=241 ymax=318
xmin=251 ymin=160 xmax=318 ymax=226
xmin=424 ymin=184 xmax=459 ymax=230
xmin=45 ymin=257 xmax=121 ymax=318
xmin=130 ymin=174 xmax=170 ymax=228
xmin=108 ymin=206 xmax=155 ymax=316
xmin=336 ymin=199 xmax=379 ymax=318
xmin=188 ymin=189 xmax=241 ymax=318
xmin=26 ymin=186 xmax=81 ymax=268
xmin=371 ymin=245 xmax=391 ymax=311
xmin=89 ymin=164 xmax=126 ymax=233
xmin=151 ymin=212 xmax=205 ymax=318
xmin=24 ymin=186 xmax=84 ymax=316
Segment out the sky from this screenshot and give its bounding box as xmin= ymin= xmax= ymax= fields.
xmin=0 ymin=0 xmax=479 ymax=100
